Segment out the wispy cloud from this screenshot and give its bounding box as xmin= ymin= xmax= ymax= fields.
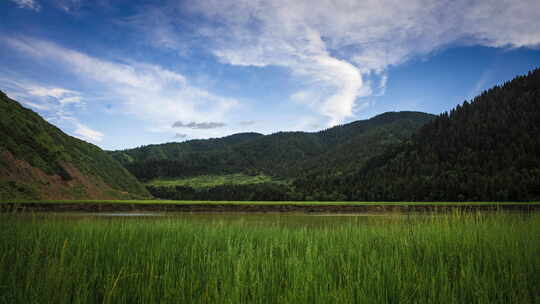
xmin=9 ymin=0 xmax=40 ymax=11
xmin=172 ymin=121 xmax=226 ymax=129
xmin=3 ymin=0 xmax=539 ymax=147
xmin=27 ymin=86 xmax=84 ymax=105
xmin=173 ymin=133 xmax=188 ymax=139
xmin=27 ymin=87 xmax=74 ymax=98
xmin=0 ymin=82 xmax=103 ymax=142
xmin=73 ymin=122 xmax=104 ymax=142
xmin=467 ymin=68 xmax=494 ymax=101
xmin=119 ymin=5 xmax=193 ymax=55
xmin=3 ymin=36 xmax=239 ymax=137
xmin=181 ymin=0 xmax=540 ymax=126
xmin=21 ymin=100 xmax=50 ymax=110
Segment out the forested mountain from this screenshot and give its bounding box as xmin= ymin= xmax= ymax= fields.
xmin=112 ymin=132 xmax=264 ymax=165
xmin=299 ymin=112 xmax=433 ymax=178
xmin=111 ymin=111 xmax=435 ymax=180
xmin=4 ymin=67 xmax=535 ymax=202
xmin=140 ymin=68 xmax=540 ymax=201
xmin=0 ymin=91 xmax=150 ymax=200
xmin=5 ymin=69 xmax=540 ymax=201
xmin=295 ymin=68 xmax=540 ymax=201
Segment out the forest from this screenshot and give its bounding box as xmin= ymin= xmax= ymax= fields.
xmin=1 ymin=69 xmax=538 ymax=201
xmin=295 ymin=68 xmax=540 ymax=201
xmin=125 ymin=68 xmax=540 ymax=202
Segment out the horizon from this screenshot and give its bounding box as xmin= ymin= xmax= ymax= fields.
xmin=106 ymin=110 xmax=436 ymax=151
xmin=1 ymin=0 xmax=539 ymax=150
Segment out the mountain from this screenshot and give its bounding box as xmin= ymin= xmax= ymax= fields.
xmin=0 ymin=91 xmax=150 ymax=200
xmin=112 ymin=132 xmax=264 ymax=165
xmin=297 ymin=111 xmax=435 ymax=178
xmin=4 ymin=67 xmax=537 ymax=202
xmin=295 ymin=68 xmax=540 ymax=201
xmin=111 ymin=111 xmax=435 ymax=181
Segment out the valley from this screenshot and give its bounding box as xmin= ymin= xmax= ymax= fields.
xmin=2 ymin=1 xmax=539 ymax=303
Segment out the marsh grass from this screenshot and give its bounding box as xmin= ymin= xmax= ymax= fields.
xmin=0 ymin=212 xmax=538 ymax=303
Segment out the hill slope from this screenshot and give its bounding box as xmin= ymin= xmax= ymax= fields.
xmin=295 ymin=68 xmax=540 ymax=201
xmin=0 ymin=91 xmax=150 ymax=200
xmin=111 ymin=111 xmax=435 ymax=181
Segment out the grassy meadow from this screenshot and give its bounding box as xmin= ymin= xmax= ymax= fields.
xmin=0 ymin=211 xmax=538 ymax=303
xmin=146 ymin=173 xmax=289 ymax=188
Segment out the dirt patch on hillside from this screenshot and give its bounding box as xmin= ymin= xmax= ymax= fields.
xmin=0 ymin=150 xmax=125 ymax=200
xmin=1 ymin=202 xmax=538 ymax=213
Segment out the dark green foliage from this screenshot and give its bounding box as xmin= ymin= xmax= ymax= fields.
xmin=0 ymin=91 xmax=149 ymax=199
xmin=147 ymin=174 xmax=288 ymax=188
xmin=112 ymin=111 xmax=433 ymax=200
xmin=146 ymin=174 xmax=293 ymax=201
xmin=147 ymin=183 xmax=294 ymax=201
xmin=295 ymin=68 xmax=540 ymax=201
xmin=299 ymin=112 xmax=433 ymax=178
xmin=0 ymin=180 xmax=40 ymax=200
xmin=113 ymin=112 xmax=433 ymax=180
xmin=141 ymin=68 xmax=540 ymax=202
xmin=112 ymin=132 xmax=264 ymax=165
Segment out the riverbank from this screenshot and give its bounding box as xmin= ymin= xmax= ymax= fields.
xmin=1 ymin=201 xmax=539 ymax=213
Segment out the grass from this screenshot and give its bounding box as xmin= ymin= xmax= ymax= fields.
xmin=1 ymin=199 xmax=539 ymax=205
xmin=0 ymin=211 xmax=538 ymax=303
xmin=146 ymin=173 xmax=289 ymax=188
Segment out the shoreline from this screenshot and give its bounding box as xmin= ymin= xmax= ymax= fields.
xmin=1 ymin=202 xmax=539 ymax=213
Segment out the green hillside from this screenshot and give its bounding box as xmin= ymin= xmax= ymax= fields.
xmin=112 ymin=132 xmax=264 ymax=165
xmin=0 ymin=91 xmax=150 ymax=200
xmin=126 ymin=68 xmax=540 ymax=202
xmin=3 ymin=68 xmax=537 ymax=202
xmin=295 ymin=68 xmax=540 ymax=201
xmin=113 ymin=111 xmax=434 ymax=201
xmin=112 ymin=111 xmax=434 ymax=181
xmin=147 ymin=174 xmax=287 ymax=189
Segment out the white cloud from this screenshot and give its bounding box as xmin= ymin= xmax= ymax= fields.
xmin=59 ymin=96 xmax=82 ymax=105
xmin=0 ymin=82 xmax=104 ymax=143
xmin=73 ymin=122 xmax=104 ymax=142
xmin=28 ymin=87 xmax=74 ymax=98
xmin=4 ymin=37 xmax=239 ymax=137
xmin=27 ymin=87 xmax=84 ymax=107
xmin=22 ymin=100 xmax=50 ymax=110
xmin=10 ymin=0 xmax=40 ymax=11
xmin=120 ymin=6 xmax=192 ymax=55
xmin=183 ymin=0 xmax=540 ymax=126
xmin=0 ymin=78 xmax=84 ymax=110
xmin=4 ymin=0 xmax=540 ymax=143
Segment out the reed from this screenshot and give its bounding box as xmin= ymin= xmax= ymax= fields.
xmin=0 ymin=211 xmax=538 ymax=303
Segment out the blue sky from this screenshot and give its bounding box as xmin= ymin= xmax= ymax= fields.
xmin=1 ymin=0 xmax=539 ymax=150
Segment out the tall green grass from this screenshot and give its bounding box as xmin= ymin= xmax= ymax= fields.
xmin=0 ymin=212 xmax=538 ymax=303
xmin=146 ymin=173 xmax=288 ymax=188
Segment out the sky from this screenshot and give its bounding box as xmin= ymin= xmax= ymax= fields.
xmin=1 ymin=0 xmax=539 ymax=150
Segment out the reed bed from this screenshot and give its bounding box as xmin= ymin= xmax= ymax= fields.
xmin=0 ymin=211 xmax=538 ymax=303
